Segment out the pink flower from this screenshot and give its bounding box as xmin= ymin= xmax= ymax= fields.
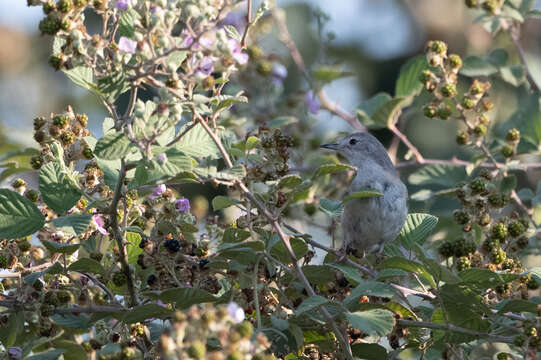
xmin=118 ymin=37 xmax=137 ymax=54
xmin=181 ymin=30 xmax=194 ymax=47
xmin=195 ymin=56 xmax=214 ymax=76
xmin=149 ymin=184 xmax=166 ymax=200
xmin=175 ymin=198 xmax=190 ymax=213
xmin=157 ymin=153 xmax=167 ymax=165
xmin=227 ymin=39 xmax=248 ymax=65
xmin=92 ymin=214 xmax=109 ymax=235
xmin=115 ymin=0 xmax=128 ymax=11
xmin=305 ymin=90 xmax=320 ymax=114
xmin=226 ymin=302 xmax=245 ymax=323
xmin=198 ymin=37 xmax=214 ymax=49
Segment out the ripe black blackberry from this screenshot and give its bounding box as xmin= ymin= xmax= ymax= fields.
xmin=164 ymin=239 xmax=181 ymax=252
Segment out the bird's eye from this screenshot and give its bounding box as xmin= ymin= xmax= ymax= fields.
xmin=349 ymin=139 xmax=357 ymax=145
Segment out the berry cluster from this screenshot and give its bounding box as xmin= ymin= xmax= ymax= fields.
xmin=420 ymin=41 xmax=495 ymax=146
xmin=465 ymin=0 xmax=505 ymax=15
xmin=245 ymin=128 xmax=294 ymax=182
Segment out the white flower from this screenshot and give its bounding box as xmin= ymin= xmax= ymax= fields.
xmin=227 ymin=302 xmax=245 ymax=323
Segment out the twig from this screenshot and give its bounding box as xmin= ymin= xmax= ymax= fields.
xmin=388 ymin=123 xmax=425 ymax=164
xmin=507 ymin=26 xmax=540 ymax=92
xmin=397 ymin=319 xmax=515 ymax=343
xmin=317 ymin=90 xmax=366 ymax=132
xmin=253 ymin=255 xmax=263 ymax=330
xmin=240 ymin=0 xmax=253 ymax=47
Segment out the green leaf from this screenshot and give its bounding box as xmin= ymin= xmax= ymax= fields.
xmin=302 ymin=265 xmax=335 ymax=285
xmin=156 ymin=287 xmax=217 ymax=309
xmin=212 ymin=94 xmax=248 ymax=112
xmin=268 ymin=116 xmax=298 ymax=128
xmin=118 ymin=8 xmax=140 ymax=38
xmin=460 ymin=56 xmax=499 ymax=77
xmin=212 ymin=196 xmax=238 ymax=211
xmin=135 ymin=149 xmax=192 ymax=185
xmin=25 ymin=349 xmax=67 ymax=360
xmin=319 ymin=198 xmax=342 ymax=218
xmin=408 ymin=164 xmax=466 ymax=188
xmin=269 ymin=237 xmax=308 ymax=264
xmin=39 ymin=161 xmax=82 ymax=214
xmin=223 ymin=227 xmax=251 ymax=243
xmin=380 ymin=257 xmax=436 ymax=288
xmin=68 ymin=258 xmax=105 ymax=275
xmin=398 ymin=213 xmax=438 ymax=249
xmin=52 ymin=214 xmax=92 ymax=235
xmin=313 ymin=65 xmax=354 ymax=84
xmin=0 ymin=312 xmax=22 ymax=347
xmin=23 ymin=262 xmax=63 ymax=285
xmin=94 ymin=133 xmax=134 ymax=160
xmin=50 ymin=313 xmax=90 ymax=329
xmin=500 ymin=65 xmax=525 ymax=86
xmin=395 ymin=56 xmax=428 ymax=98
xmin=328 ymin=264 xmax=363 ymax=285
xmin=123 ymin=304 xmax=173 ymax=323
xmin=356 ymin=93 xmax=392 ymax=129
xmin=351 ymin=343 xmax=388 ymax=360
xmin=63 ymin=66 xmax=94 ymax=91
xmin=165 ymin=50 xmax=188 ymax=72
xmin=51 ymin=340 xmax=88 ymax=360
xmin=126 ymin=232 xmax=143 ymax=265
xmin=346 ymin=309 xmax=395 ymax=337
xmin=314 ymin=163 xmax=356 ymax=178
xmin=500 ymin=175 xmax=517 ymax=193
xmin=224 ymin=25 xmax=241 ymax=40
xmin=459 ymin=268 xmax=520 ymax=288
xmin=195 ymin=164 xmax=246 ymax=181
xmin=176 ymin=123 xmax=221 ymax=159
xmin=343 ymin=281 xmax=396 ymax=309
xmin=42 ymin=240 xmax=80 ymax=255
xmin=0 ymin=189 xmax=45 ymax=238
xmin=343 ymin=189 xmax=383 ymax=203
xmin=295 ymin=295 xmax=330 ymax=316
xmin=278 ymin=175 xmax=302 ymax=189
xmin=497 ymin=299 xmax=538 ymax=314
xmin=96 ymin=71 xmax=129 ymax=102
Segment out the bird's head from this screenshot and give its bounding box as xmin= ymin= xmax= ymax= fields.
xmin=320 ymin=132 xmax=395 ymax=171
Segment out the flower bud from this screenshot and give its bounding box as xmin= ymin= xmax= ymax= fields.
xmin=437 ymin=105 xmax=452 ymax=120
xmin=441 ymin=83 xmax=457 ymax=98
xmin=456 ymin=130 xmax=469 ymax=145
xmin=501 ymin=145 xmax=514 ymax=158
xmin=448 ymin=54 xmax=462 ymax=70
xmin=473 ymin=124 xmax=487 ymax=137
xmin=505 ymin=128 xmax=520 ymax=144
xmin=423 ymin=105 xmax=437 ymax=118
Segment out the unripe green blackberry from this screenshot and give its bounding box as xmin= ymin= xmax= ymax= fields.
xmin=453 ymin=210 xmax=470 ymax=225
xmin=49 ymin=125 xmax=61 ymax=137
xmin=508 ymin=221 xmax=525 ymax=237
xmin=112 ymin=271 xmax=127 ymax=287
xmin=256 ymin=60 xmax=272 ymax=76
xmin=12 ymin=178 xmax=26 ymax=188
xmin=0 ymin=254 xmax=7 ymax=269
xmin=448 ymin=54 xmax=462 ymax=69
xmin=501 ymin=145 xmax=514 ymax=158
xmin=33 ymin=116 xmax=46 ymax=131
xmin=465 ymin=0 xmax=478 ymax=8
xmin=57 ymin=0 xmax=73 ymax=12
xmin=43 ymin=0 xmax=56 ymax=13
xmin=227 ymin=352 xmax=243 ymax=360
xmin=505 ymin=128 xmax=520 ymax=143
xmin=57 ymin=290 xmax=73 ymax=304
xmin=491 ymin=247 xmax=506 ymax=264
xmin=456 ymin=257 xmax=470 ymax=271
xmin=462 ymin=97 xmax=475 ymax=109
xmin=491 ymin=222 xmax=507 ymax=240
xmin=477 ymin=213 xmax=491 ymax=227
xmin=469 ymin=178 xmax=486 ymax=195
xmin=40 ymin=304 xmax=52 ymax=317
xmin=34 ymin=130 xmax=46 ymax=144
xmin=76 ymin=113 xmax=88 ymax=127
xmin=48 ymin=54 xmax=63 ymax=70
xmin=247 ymin=45 xmax=263 ymax=59
xmin=473 ymin=124 xmax=487 ymax=137
xmin=236 ymin=321 xmax=254 ymax=338
xmin=482 ymin=0 xmax=499 ymax=14
xmin=495 ymin=283 xmax=510 ymax=295
xmin=488 ymin=192 xmax=507 ymax=208
xmin=453 ymin=238 xmax=476 ymax=257
xmin=478 ymin=168 xmax=492 ymax=180
xmin=122 ymin=346 xmax=136 ymax=359
xmin=44 ymin=291 xmax=60 ymax=306
xmin=481 ymin=100 xmax=494 ymax=111
xmin=438 ymin=241 xmax=455 ymax=258
xmin=74 ymin=0 xmax=87 ymax=6
xmin=496 ymin=353 xmax=511 ymax=360
xmin=33 ymin=279 xmax=44 ymax=291
xmin=429 ymin=40 xmax=447 ymax=55
xmin=130 ymin=323 xmax=144 ymax=336
xmin=478 ymin=114 xmax=490 ymax=125
xmin=502 ymin=258 xmax=515 ymax=271
xmin=17 ymin=240 xmax=31 ymax=252
xmin=517 ymin=236 xmax=529 ymax=249
xmin=419 ymin=70 xmax=433 ymax=83
xmin=423 ymin=105 xmax=437 ymax=118
xmin=53 ymin=114 xmax=70 ymax=128
xmin=527 ymin=276 xmax=539 ymax=290
xmin=513 ymin=334 xmax=526 ymax=347
xmin=60 ymin=132 xmax=75 ymax=145
xmin=525 ymin=327 xmax=538 ymax=337
xmin=38 ymin=15 xmax=61 ymax=35
xmin=456 ymin=130 xmax=469 ymax=145
xmin=304 ymin=203 xmax=316 ymax=216
xmin=60 ymin=19 xmax=70 ymax=31
xmin=187 ymin=341 xmax=206 ymax=359
xmin=82 ymin=146 xmax=94 ymax=159
xmin=438 ymin=105 xmax=452 ymax=120
xmin=441 ymin=83 xmax=457 ymax=98
xmin=482 ymin=238 xmax=500 ymax=252
xmin=25 ymin=189 xmax=39 ymax=203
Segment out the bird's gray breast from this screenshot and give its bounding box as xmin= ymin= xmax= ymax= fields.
xmin=342 ymin=169 xmax=408 ymax=252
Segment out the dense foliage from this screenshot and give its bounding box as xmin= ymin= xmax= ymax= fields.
xmin=2 ymin=0 xmax=541 ymax=359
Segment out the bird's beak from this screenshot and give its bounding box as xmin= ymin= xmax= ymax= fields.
xmin=320 ymin=143 xmax=339 ymax=150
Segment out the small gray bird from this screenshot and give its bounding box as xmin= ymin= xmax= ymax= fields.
xmin=321 ymin=132 xmax=408 ymax=256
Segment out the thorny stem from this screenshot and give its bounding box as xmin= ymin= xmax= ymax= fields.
xmin=505 ymin=23 xmax=541 ymax=93
xmin=240 ymin=0 xmax=253 ymax=47
xmin=109 ymin=160 xmax=138 ymax=307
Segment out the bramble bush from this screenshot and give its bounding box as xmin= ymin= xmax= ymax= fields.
xmin=2 ymin=0 xmax=541 ymax=359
